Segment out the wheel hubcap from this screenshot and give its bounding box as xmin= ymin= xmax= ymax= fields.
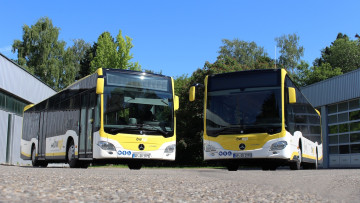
xmin=68 ymin=145 xmax=75 ymax=161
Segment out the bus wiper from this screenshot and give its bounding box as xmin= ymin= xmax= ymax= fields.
xmin=161 ymin=99 xmax=169 ymax=106
xmin=244 ymin=124 xmax=281 ymax=135
xmin=135 ymin=124 xmax=172 ymax=137
xmin=104 ymin=126 xmax=138 ymax=134
xmin=214 ymin=125 xmax=244 ymax=136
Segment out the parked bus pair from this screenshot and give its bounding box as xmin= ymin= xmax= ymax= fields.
xmin=21 ymin=68 xmax=322 ymax=170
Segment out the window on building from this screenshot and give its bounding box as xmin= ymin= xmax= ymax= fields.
xmin=0 ymin=90 xmax=29 ymax=116
xmin=328 ymin=98 xmax=360 ymax=155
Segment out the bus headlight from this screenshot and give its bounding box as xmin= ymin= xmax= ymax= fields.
xmin=164 ymin=144 xmax=175 ymax=153
xmin=97 ymin=141 xmax=116 ymax=151
xmin=270 ymin=141 xmax=288 ymax=151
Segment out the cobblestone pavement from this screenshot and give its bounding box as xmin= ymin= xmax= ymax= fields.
xmin=0 ymin=165 xmax=359 ymax=202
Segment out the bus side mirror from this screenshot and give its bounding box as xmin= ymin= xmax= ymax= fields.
xmin=174 ymin=96 xmax=179 ymax=111
xmin=288 ymin=87 xmax=296 ymax=104
xmin=96 ymin=78 xmax=104 ymax=94
xmin=189 ymin=86 xmax=196 ymax=102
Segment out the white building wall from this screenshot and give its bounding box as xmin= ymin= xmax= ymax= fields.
xmin=0 ymin=111 xmax=8 ymax=164
xmin=0 ymin=53 xmax=56 ymax=165
xmin=12 ymin=115 xmax=31 ymax=165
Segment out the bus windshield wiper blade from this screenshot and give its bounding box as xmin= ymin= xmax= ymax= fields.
xmin=243 ymin=124 xmax=281 ymax=134
xmin=214 ymin=125 xmax=244 ymax=136
xmin=135 ymin=124 xmax=172 ymax=137
xmin=104 ymin=126 xmax=138 ymax=134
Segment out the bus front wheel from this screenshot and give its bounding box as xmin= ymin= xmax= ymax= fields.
xmin=128 ymin=162 xmax=142 ymax=170
xmin=226 ymin=163 xmax=238 ymax=171
xmin=290 ymin=148 xmax=302 ymax=170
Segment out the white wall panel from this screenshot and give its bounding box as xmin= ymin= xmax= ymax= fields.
xmin=0 ymin=111 xmax=8 ymax=163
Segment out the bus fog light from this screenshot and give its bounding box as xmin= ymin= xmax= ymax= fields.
xmin=164 ymin=144 xmax=175 ymax=153
xmin=97 ymin=141 xmax=116 ymax=151
xmin=205 ymin=144 xmax=216 ymax=152
xmin=270 ymin=141 xmax=287 ymax=151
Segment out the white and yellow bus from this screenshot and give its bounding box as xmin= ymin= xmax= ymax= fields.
xmin=21 ymin=68 xmax=179 ymax=169
xmin=189 ymin=69 xmax=322 ymax=171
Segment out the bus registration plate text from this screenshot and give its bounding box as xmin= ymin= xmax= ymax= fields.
xmin=233 ymin=153 xmax=252 ymax=158
xmin=132 ymin=153 xmax=151 ymax=159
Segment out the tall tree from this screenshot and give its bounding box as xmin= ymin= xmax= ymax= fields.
xmin=79 ymin=43 xmax=97 ymax=78
xmin=295 ymin=33 xmax=360 ymax=87
xmin=275 ymin=33 xmax=304 ymax=73
xmin=293 ymin=61 xmax=343 ymax=86
xmin=90 ymin=30 xmax=140 ymax=72
xmin=70 ymin=39 xmax=91 ymax=75
xmin=316 ymin=33 xmax=360 ymax=73
xmin=218 ymin=39 xmax=269 ymax=68
xmin=12 ymin=17 xmax=65 ymax=90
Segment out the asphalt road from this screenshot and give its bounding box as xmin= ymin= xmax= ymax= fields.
xmin=0 ymin=165 xmax=359 ymax=202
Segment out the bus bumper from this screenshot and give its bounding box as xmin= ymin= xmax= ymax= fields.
xmin=204 ymin=138 xmax=292 ymax=161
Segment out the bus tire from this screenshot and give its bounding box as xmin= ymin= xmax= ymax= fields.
xmin=31 ymin=145 xmax=39 ymax=167
xmin=262 ymin=165 xmax=270 ymax=171
xmin=269 ymin=164 xmax=277 ymax=171
xmin=313 ymin=150 xmax=318 ymax=170
xmin=39 ymin=162 xmax=48 ymax=167
xmin=226 ymin=163 xmax=238 ymax=171
xmin=290 ymin=148 xmax=302 ymax=170
xmin=128 ymin=162 xmax=142 ymax=170
xmin=67 ymin=140 xmax=79 ymax=168
xmin=80 ymin=162 xmax=89 ymax=169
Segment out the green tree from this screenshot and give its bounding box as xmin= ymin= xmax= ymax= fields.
xmin=79 ymin=43 xmax=97 ymax=78
xmin=12 ymin=17 xmax=65 ymax=90
xmin=69 ymin=39 xmax=91 ymax=79
xmin=11 ymin=17 xmax=91 ymax=90
xmin=293 ymin=61 xmax=342 ymax=86
xmin=218 ymin=39 xmax=269 ymax=68
xmin=275 ymin=33 xmax=304 ymax=73
xmin=316 ymin=33 xmax=360 ymax=73
xmin=90 ymin=30 xmax=140 ymax=72
xmin=294 ymin=33 xmax=360 ymax=87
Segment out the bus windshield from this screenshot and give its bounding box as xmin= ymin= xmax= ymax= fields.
xmin=206 ymin=87 xmax=282 ymax=136
xmin=103 ymin=73 xmax=174 ymax=137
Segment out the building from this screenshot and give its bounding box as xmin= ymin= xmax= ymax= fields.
xmin=302 ymin=68 xmax=360 ymax=168
xmin=0 ymin=53 xmax=56 ymax=165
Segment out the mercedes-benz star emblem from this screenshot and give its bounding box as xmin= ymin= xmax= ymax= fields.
xmin=138 ymin=144 xmax=145 ymax=151
xmin=239 ymin=143 xmax=246 ymax=150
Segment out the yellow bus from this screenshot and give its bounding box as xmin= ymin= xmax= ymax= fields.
xmin=189 ymin=69 xmax=322 ymax=170
xmin=21 ymin=68 xmax=179 ymax=169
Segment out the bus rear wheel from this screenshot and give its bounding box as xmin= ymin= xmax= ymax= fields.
xmin=31 ymin=146 xmax=39 ymax=167
xmin=67 ymin=140 xmax=79 ymax=168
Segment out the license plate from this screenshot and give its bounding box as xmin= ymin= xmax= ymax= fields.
xmin=132 ymin=153 xmax=151 ymax=159
xmin=233 ymin=153 xmax=252 ymax=158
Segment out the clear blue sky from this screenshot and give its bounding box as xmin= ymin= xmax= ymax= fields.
xmin=1 ymin=0 xmax=359 ymax=78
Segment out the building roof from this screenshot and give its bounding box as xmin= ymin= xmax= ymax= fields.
xmin=0 ymin=52 xmax=56 ymax=104
xmin=301 ymin=68 xmax=360 ymax=107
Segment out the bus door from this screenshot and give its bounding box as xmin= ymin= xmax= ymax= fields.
xmin=38 ymin=112 xmax=47 ymax=158
xmin=79 ymin=92 xmax=95 ymax=158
